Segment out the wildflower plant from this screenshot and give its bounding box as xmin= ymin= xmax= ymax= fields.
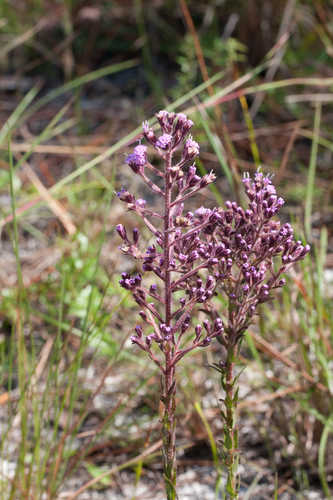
xmin=116 ymin=110 xmax=310 ymax=500
xmin=202 ymin=171 xmax=310 ymax=497
xmin=117 ymin=110 xmax=222 ymax=499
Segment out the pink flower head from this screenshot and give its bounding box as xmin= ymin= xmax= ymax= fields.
xmin=156 ymin=133 xmax=173 ymax=150
xmin=126 ymin=144 xmax=147 ymax=172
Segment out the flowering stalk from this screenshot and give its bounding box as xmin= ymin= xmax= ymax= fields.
xmin=202 ymin=171 xmax=310 ymax=498
xmin=117 ymin=110 xmax=310 ymax=499
xmin=117 ymin=111 xmax=222 ymax=499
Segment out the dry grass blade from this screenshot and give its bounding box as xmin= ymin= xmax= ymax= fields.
xmin=30 ymin=336 xmax=54 ymax=389
xmin=0 ymin=196 xmax=40 ymax=229
xmin=228 ymin=120 xmax=305 ymax=142
xmin=66 ymin=439 xmax=163 ymax=500
xmin=195 ymin=76 xmax=333 ymax=115
xmin=0 ymin=142 xmax=107 ymax=156
xmin=275 ymin=121 xmax=300 ymax=183
xmin=286 ymin=93 xmax=333 ymax=103
xmin=179 ymin=0 xmax=210 ymax=91
xmin=250 ymin=0 xmax=296 ymax=116
xmin=238 ymin=383 xmax=303 ymax=409
xmin=0 ymin=17 xmax=52 ymax=60
xmin=24 ymin=163 xmax=76 ymax=235
xmin=249 ymin=331 xmax=328 ymax=392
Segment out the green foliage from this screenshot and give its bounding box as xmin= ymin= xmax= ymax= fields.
xmin=171 ymin=33 xmax=247 ymax=100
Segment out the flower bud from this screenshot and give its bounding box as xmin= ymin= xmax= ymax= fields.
xmin=133 ymin=227 xmax=139 ymax=244
xmin=195 ymin=324 xmax=202 ymax=340
xmin=214 ymin=318 xmax=223 ymax=331
xmin=139 ymin=310 xmax=148 ymax=321
xmin=117 ymin=188 xmax=135 ymax=203
xmin=142 ymin=121 xmax=157 ymax=146
xmin=182 ymin=136 xmax=200 ymax=161
xmin=156 ymin=110 xmax=175 ymax=133
xmin=200 ymin=336 xmax=211 ymax=347
xmin=145 ymin=335 xmax=153 ymax=347
xmin=203 ymin=320 xmax=210 ymax=333
xmin=116 ymin=224 xmax=127 ymax=240
xmin=135 ymin=325 xmax=143 ymax=337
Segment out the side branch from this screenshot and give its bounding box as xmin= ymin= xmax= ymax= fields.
xmin=171 ymin=259 xmax=211 ymax=290
xmin=140 ymin=171 xmax=165 ymax=196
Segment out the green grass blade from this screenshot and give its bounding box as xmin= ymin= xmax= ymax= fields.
xmin=22 ymin=59 xmax=139 ymax=124
xmin=0 ymin=85 xmax=39 ymax=147
xmin=8 ymin=139 xmax=29 ymax=495
xmin=238 ymin=93 xmax=260 ymax=166
xmin=50 ymin=128 xmax=141 ymax=193
xmin=194 ymin=401 xmax=219 ymax=471
xmin=305 ymin=102 xmax=321 ymax=239
xmin=198 ymin=109 xmax=234 ymax=190
xmin=318 ymin=414 xmax=333 ymax=499
xmin=13 ymin=100 xmax=75 ymax=174
xmin=135 ymin=0 xmax=163 ymax=102
xmin=167 ymin=69 xmax=227 ymax=112
xmin=196 ymin=158 xmax=224 ymax=205
xmin=197 ymin=58 xmax=272 ymax=112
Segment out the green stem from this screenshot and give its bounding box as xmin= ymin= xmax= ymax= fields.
xmin=222 ymin=345 xmax=239 ymax=499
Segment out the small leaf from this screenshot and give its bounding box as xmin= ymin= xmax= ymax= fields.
xmin=234 ymin=429 xmax=239 ymax=449
xmin=85 ymin=462 xmax=112 ymax=487
xmin=233 ymin=387 xmax=239 ymax=404
xmin=224 ymin=431 xmax=232 ymax=450
xmin=226 ymin=475 xmax=236 ymax=496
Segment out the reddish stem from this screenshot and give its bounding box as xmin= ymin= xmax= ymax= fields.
xmin=162 ymin=150 xmax=177 ymax=499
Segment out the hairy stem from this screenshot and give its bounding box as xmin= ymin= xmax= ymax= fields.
xmin=222 ymin=344 xmax=239 ymax=499
xmin=162 ymin=151 xmax=177 ymax=500
xmin=162 ymin=364 xmax=177 ymax=500
xmin=164 ymin=152 xmax=172 ymax=327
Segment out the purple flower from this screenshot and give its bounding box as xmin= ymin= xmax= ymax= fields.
xmin=195 ymin=207 xmax=211 ymax=218
xmin=117 ymin=187 xmax=135 ymax=203
xmin=143 ymin=121 xmax=157 ymax=146
xmin=136 ymin=198 xmax=147 ymax=209
xmin=126 ymin=144 xmax=147 ymax=173
xmin=156 ymin=133 xmax=173 ymax=150
xmin=175 ymin=113 xmax=194 ymax=134
xmin=116 ymin=224 xmax=127 ymax=240
xmin=135 ymin=325 xmax=143 ymax=337
xmin=156 ymin=110 xmax=176 ymax=133
xmin=182 ymin=136 xmax=200 ymax=161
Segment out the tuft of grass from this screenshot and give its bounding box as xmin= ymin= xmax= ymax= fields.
xmin=305 ymin=102 xmax=321 ymax=241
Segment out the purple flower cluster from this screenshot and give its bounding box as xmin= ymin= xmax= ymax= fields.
xmin=117 ymin=112 xmax=224 ymax=497
xmin=116 ymin=110 xmax=309 ymax=499
xmin=117 ymin=110 xmax=310 ymax=363
xmin=196 ymin=171 xmax=310 ymax=343
xmin=116 ymin=112 xmax=225 ymax=370
xmin=141 ymin=111 xmax=193 ymax=152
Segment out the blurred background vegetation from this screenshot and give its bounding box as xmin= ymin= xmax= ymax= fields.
xmin=0 ymin=0 xmax=332 ymax=499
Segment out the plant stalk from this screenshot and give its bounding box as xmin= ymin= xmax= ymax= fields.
xmin=162 ymin=363 xmax=177 ymax=500
xmin=222 ymin=344 xmax=239 ymax=499
xmin=162 ymin=151 xmax=177 ymax=499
